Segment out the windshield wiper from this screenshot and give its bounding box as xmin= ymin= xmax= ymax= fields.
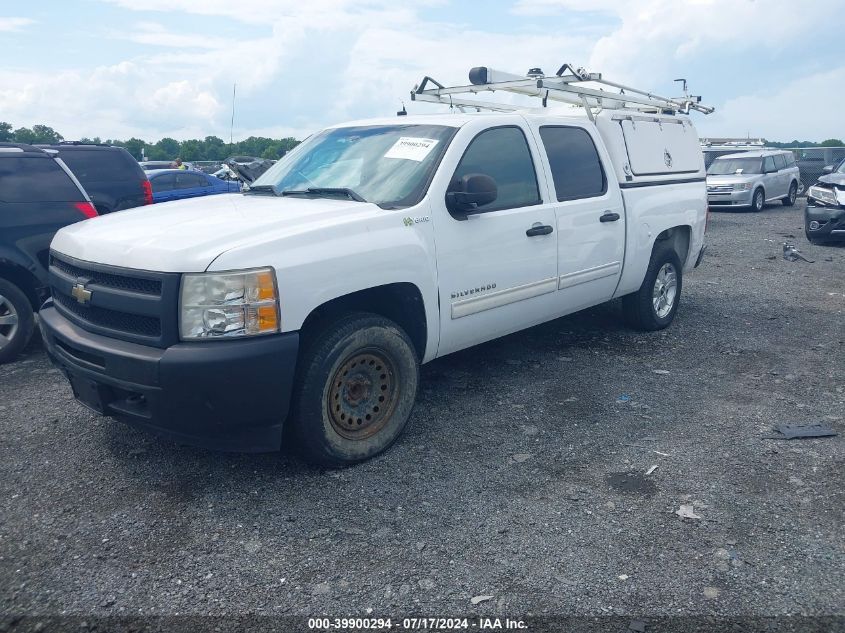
xmin=281 ymin=187 xmax=367 ymax=203
xmin=245 ymin=184 xmax=279 ymax=195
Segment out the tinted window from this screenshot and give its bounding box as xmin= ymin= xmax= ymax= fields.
xmin=150 ymin=173 xmax=176 ymax=192
xmin=539 ymin=126 xmax=606 ymax=201
xmin=763 ymin=156 xmax=776 ymax=172
xmin=176 ymin=173 xmax=208 ymax=189
xmin=774 ymin=154 xmax=787 ymax=170
xmin=785 ymin=153 xmax=796 ymax=166
xmin=449 ymin=126 xmax=540 ymax=213
xmin=57 ymin=149 xmax=135 ymax=181
xmin=0 ymin=156 xmax=82 ymax=202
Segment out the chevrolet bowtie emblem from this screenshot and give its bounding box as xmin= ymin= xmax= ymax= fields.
xmin=71 ymin=283 xmax=92 ymax=305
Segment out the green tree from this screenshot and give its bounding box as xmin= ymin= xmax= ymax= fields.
xmin=13 ymin=127 xmax=36 ymax=144
xmin=820 ymin=138 xmax=844 ymax=147
xmin=0 ymin=122 xmax=13 ymax=142
xmin=150 ymin=137 xmax=180 ymax=160
xmin=180 ymin=139 xmax=202 ymax=161
xmin=203 ymin=136 xmax=227 ymax=161
xmin=122 ymin=138 xmax=146 ymax=161
xmin=30 ymin=124 xmax=64 ymax=143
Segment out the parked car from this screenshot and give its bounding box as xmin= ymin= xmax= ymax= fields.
xmin=147 ymin=169 xmax=241 ymax=203
xmin=0 ymin=143 xmax=97 ymax=363
xmin=701 ymin=141 xmax=767 ymax=169
xmin=805 ymin=159 xmax=845 ymax=243
xmin=706 ymin=150 xmax=800 ymax=211
xmin=41 ymin=73 xmax=708 ymax=465
xmin=36 ymin=142 xmax=152 ymax=214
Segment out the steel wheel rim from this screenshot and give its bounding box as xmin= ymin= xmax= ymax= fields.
xmin=652 ymin=263 xmax=678 ymax=319
xmin=327 ymin=348 xmax=399 ymax=440
xmin=0 ymin=294 xmax=19 ymax=351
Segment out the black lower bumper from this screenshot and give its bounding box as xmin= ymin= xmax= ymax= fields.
xmin=39 ymin=305 xmax=299 ymax=452
xmin=805 ymin=204 xmax=845 ymax=241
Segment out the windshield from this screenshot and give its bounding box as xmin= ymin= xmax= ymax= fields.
xmin=837 ymin=160 xmax=845 ymax=174
xmin=250 ymin=124 xmax=457 ymax=208
xmin=707 ymin=157 xmax=762 ymax=175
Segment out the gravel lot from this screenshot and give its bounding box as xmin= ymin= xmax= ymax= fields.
xmin=1 ymin=200 xmax=843 ymax=630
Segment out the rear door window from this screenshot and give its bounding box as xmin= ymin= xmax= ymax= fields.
xmin=539 ymin=126 xmax=607 ymax=201
xmin=0 ymin=156 xmax=82 ymax=202
xmin=57 ymin=149 xmax=134 ymax=182
xmin=449 ymin=126 xmax=540 ymax=214
xmin=774 ymin=154 xmax=787 ymax=170
xmin=176 ymin=173 xmax=209 ymax=189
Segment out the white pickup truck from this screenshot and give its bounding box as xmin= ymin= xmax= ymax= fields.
xmin=40 ymin=67 xmax=709 ymax=466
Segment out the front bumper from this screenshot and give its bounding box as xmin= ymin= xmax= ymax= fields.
xmin=707 ymin=189 xmax=754 ymax=207
xmin=39 ymin=304 xmax=299 ymax=452
xmin=805 ymin=204 xmax=845 ymax=241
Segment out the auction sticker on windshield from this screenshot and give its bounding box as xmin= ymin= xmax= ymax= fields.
xmin=384 ymin=137 xmax=439 ymax=162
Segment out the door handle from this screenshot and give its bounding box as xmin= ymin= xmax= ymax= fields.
xmin=526 ymin=223 xmax=554 ymax=237
xmin=600 ymin=211 xmax=621 ymax=223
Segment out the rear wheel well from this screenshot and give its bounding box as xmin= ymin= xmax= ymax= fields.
xmin=300 ymin=283 xmax=427 ymax=360
xmin=655 ymin=226 xmax=691 ymax=268
xmin=0 ymin=261 xmax=42 ymax=310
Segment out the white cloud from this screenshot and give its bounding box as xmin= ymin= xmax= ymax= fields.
xmin=2 ymin=0 xmax=845 ymax=142
xmin=0 ymin=16 xmax=34 ymax=31
xmin=701 ymin=66 xmax=845 ymax=141
xmin=117 ymin=22 xmax=230 ymax=49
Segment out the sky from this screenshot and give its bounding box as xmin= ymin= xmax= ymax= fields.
xmin=1 ymin=0 xmax=843 ymax=143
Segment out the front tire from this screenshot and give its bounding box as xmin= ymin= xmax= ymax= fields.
xmin=289 ymin=313 xmax=419 ymax=467
xmin=782 ymin=182 xmax=797 ymax=206
xmin=622 ymin=244 xmax=683 ymax=331
xmin=0 ymin=279 xmax=35 ymax=364
xmin=752 ymin=188 xmax=765 ymax=212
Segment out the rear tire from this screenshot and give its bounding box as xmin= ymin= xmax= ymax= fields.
xmin=752 ymin=188 xmax=765 ymax=212
xmin=0 ymin=279 xmax=35 ymax=364
xmin=782 ymin=182 xmax=797 ymax=206
xmin=622 ymin=244 xmax=683 ymax=331
xmin=289 ymin=313 xmax=419 ymax=467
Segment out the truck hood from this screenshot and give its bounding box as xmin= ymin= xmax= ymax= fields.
xmin=51 ymin=193 xmax=384 ymax=272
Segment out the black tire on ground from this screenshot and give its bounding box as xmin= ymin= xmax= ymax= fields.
xmin=0 ymin=279 xmax=35 ymax=364
xmin=289 ymin=312 xmax=419 ymax=467
xmin=622 ymin=243 xmax=683 ymax=332
xmin=752 ymin=188 xmax=765 ymax=212
xmin=782 ymin=182 xmax=798 ymax=206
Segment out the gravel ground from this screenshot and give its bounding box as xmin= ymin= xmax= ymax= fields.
xmin=1 ymin=199 xmax=843 ymax=629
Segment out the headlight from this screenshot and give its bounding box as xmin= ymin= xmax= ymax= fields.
xmin=733 ymin=182 xmax=753 ymax=191
xmin=808 ymin=185 xmax=838 ymax=206
xmin=180 ymin=268 xmax=280 ymax=340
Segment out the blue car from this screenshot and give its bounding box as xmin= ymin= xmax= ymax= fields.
xmin=146 ymin=169 xmax=240 ymax=203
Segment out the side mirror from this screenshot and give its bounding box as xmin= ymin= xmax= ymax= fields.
xmin=445 ymin=173 xmax=498 ymax=219
xmin=822 ymin=165 xmax=834 ymax=174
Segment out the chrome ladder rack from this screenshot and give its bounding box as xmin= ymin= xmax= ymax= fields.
xmin=410 ymin=63 xmax=714 ymax=119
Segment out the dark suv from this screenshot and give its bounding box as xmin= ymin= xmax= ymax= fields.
xmin=36 ymin=142 xmax=152 ymax=214
xmin=0 ymin=143 xmax=98 ymax=363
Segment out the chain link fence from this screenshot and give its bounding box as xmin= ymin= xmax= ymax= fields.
xmin=787 ymin=147 xmax=845 ymax=194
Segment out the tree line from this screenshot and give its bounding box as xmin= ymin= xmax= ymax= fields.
xmin=0 ymin=122 xmax=300 ymax=162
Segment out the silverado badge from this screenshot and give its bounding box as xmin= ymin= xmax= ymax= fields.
xmin=71 ymin=283 xmax=92 ymax=305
